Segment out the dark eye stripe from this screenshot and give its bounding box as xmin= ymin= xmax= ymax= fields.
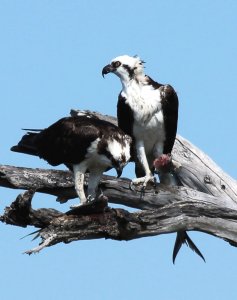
xmin=123 ymin=64 xmax=134 ymax=79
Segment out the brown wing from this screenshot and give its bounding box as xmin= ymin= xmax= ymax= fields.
xmin=160 ymin=84 xmax=179 ymax=154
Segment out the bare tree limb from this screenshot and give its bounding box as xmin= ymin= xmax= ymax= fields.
xmin=1 ymin=164 xmax=237 ymax=254
xmin=0 ymin=165 xmax=236 ymax=211
xmin=1 ymin=109 xmax=237 ymax=256
xmin=1 ymin=189 xmax=237 ymax=255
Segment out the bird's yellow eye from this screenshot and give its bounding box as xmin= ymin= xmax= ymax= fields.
xmin=112 ymin=61 xmax=121 ymax=68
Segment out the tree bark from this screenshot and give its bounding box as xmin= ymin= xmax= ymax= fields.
xmin=1 ymin=109 xmax=237 ymax=255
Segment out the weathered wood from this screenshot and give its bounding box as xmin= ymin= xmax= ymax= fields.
xmin=172 ymin=136 xmax=237 ymax=202
xmin=0 ymin=164 xmax=77 ymax=201
xmin=0 ymin=165 xmax=236 ymax=210
xmin=1 ymin=109 xmax=237 ymax=256
xmin=2 ymin=190 xmax=237 ymax=254
xmin=1 ymin=164 xmax=237 ymax=254
xmin=0 ymin=190 xmax=62 ymax=228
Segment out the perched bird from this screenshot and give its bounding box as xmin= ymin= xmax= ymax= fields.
xmin=11 ymin=114 xmax=131 ymax=208
xmin=102 ymin=55 xmax=178 ymax=186
xmin=102 ymin=55 xmax=205 ymax=262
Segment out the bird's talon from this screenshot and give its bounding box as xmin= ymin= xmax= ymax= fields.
xmin=131 ymin=175 xmax=156 ymax=191
xmin=86 ymin=195 xmax=95 ymax=203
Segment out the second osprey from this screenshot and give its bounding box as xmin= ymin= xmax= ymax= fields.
xmin=102 ymin=55 xmax=178 ymax=186
xmin=103 ymin=55 xmax=205 ymax=263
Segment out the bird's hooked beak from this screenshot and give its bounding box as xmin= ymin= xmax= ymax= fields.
xmin=102 ymin=64 xmax=115 ymax=77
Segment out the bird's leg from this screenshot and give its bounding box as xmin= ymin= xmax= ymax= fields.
xmin=132 ymin=141 xmax=155 ymax=187
xmin=70 ymin=163 xmax=87 ymax=209
xmin=86 ymin=169 xmax=103 ymax=202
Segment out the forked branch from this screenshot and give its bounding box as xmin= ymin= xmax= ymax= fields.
xmin=1 ymin=109 xmax=237 ymax=255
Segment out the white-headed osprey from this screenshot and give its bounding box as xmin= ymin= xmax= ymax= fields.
xmin=11 ymin=114 xmax=131 ymax=208
xmin=102 ymin=55 xmax=178 ymax=186
xmin=102 ymin=55 xmax=205 ymax=263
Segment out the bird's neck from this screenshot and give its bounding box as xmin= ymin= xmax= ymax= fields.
xmin=120 ymin=73 xmax=147 ymax=90
xmin=119 ymin=74 xmax=132 ymax=89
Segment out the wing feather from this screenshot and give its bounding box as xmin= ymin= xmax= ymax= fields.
xmin=160 ymin=85 xmax=179 ymax=154
xmin=35 ymin=117 xmax=102 ymax=165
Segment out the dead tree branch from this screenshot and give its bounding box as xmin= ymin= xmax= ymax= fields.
xmin=1 ymin=109 xmax=237 ymax=255
xmin=1 ymin=188 xmax=237 ymax=255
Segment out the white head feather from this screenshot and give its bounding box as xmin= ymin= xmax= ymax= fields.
xmin=111 ymin=55 xmax=145 ymax=82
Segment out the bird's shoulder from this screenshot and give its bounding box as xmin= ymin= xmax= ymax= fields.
xmin=34 ymin=116 xmax=128 ymax=166
xmin=159 ymin=84 xmax=179 ymax=113
xmin=145 ymin=75 xmax=178 ymax=105
xmin=39 ymin=116 xmax=122 ymax=142
xmin=145 ymin=75 xmax=163 ymax=89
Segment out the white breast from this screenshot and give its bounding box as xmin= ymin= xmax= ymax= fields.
xmin=122 ymin=82 xmax=162 ymax=124
xmin=133 ymin=112 xmax=165 ymax=154
xmin=122 ymin=82 xmax=165 ymax=153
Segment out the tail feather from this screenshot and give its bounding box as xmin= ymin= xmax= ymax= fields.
xmin=20 ymin=229 xmax=41 ymax=241
xmin=158 ymin=162 xmax=206 ymax=263
xmin=22 ymin=128 xmax=42 ymax=132
xmin=173 ymin=231 xmax=205 ymax=264
xmin=11 ymin=132 xmax=39 ymax=156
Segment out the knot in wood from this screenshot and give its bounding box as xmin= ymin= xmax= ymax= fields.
xmin=221 ymin=184 xmax=226 ymax=190
xmin=183 ymin=150 xmax=191 ymax=159
xmin=204 ymin=175 xmax=212 ymax=184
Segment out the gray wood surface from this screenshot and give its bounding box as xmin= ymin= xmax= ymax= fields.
xmin=1 ymin=109 xmax=237 ymax=254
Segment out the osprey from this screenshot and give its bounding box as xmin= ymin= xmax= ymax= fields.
xmin=102 ymin=55 xmax=205 ymax=263
xmin=11 ymin=114 xmax=131 ymax=208
xmin=102 ymin=55 xmax=178 ymax=186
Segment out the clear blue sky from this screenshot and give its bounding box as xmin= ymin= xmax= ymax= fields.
xmin=1 ymin=1 xmax=237 ymax=299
